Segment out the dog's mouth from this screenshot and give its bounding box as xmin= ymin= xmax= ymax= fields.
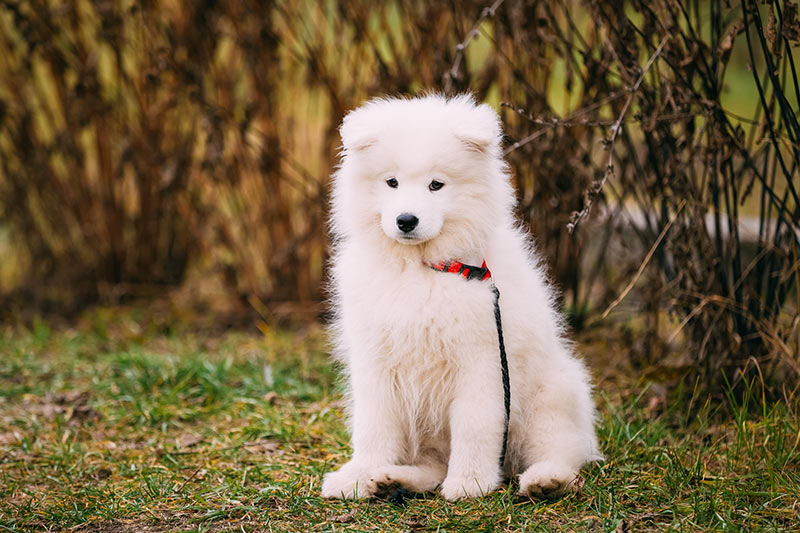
xmin=395 ymin=234 xmax=425 ymax=245
xmin=392 ymin=229 xmax=441 ymax=245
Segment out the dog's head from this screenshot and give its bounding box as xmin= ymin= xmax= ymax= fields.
xmin=332 ymin=94 xmax=512 ymax=256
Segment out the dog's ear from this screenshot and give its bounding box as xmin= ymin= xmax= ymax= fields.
xmin=456 ymin=133 xmax=493 ymax=154
xmin=455 ymin=103 xmax=501 ymax=155
xmin=340 ymin=107 xmax=378 ymax=153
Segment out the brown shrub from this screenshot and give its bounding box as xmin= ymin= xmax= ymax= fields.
xmin=0 ymin=0 xmax=797 ymax=395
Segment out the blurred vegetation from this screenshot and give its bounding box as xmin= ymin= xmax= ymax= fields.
xmin=0 ymin=0 xmax=798 ymax=396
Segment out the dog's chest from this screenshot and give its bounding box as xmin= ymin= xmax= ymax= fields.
xmin=342 ymin=265 xmax=497 ymax=362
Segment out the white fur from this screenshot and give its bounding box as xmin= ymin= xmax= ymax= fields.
xmin=321 ymin=94 xmax=602 ymax=501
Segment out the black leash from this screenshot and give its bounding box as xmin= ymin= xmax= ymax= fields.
xmin=491 ymin=284 xmax=511 ymax=468
xmin=430 ymin=260 xmax=511 ymax=469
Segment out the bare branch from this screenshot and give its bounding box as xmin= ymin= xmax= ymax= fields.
xmin=601 ymin=199 xmax=686 ymax=319
xmin=567 ymin=35 xmax=671 ymax=234
xmin=443 ymin=0 xmax=505 ymax=93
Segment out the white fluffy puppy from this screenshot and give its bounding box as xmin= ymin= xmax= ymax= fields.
xmin=321 ymin=94 xmax=602 ymax=501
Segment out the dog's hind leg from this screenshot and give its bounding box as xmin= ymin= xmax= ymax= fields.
xmin=516 ymin=354 xmax=601 ymax=499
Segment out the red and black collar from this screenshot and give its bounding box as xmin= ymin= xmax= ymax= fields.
xmin=429 ymin=260 xmax=492 ymax=281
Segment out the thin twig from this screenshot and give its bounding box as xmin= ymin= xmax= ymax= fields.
xmin=443 ymin=0 xmax=505 ymax=93
xmin=666 ymin=296 xmax=715 ymax=345
xmin=175 ymin=464 xmax=204 ymax=493
xmin=503 ymin=128 xmax=550 ymax=155
xmin=567 ymin=35 xmax=671 ymax=234
xmin=601 ymin=199 xmax=686 ymax=319
xmin=501 ymin=92 xmax=625 ymax=155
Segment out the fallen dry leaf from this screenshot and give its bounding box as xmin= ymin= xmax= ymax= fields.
xmin=263 ymin=391 xmax=278 ymax=405
xmin=331 ymin=509 xmax=356 ymax=523
xmin=54 ymin=390 xmax=90 ymax=405
xmin=570 ymin=473 xmax=586 ymax=497
xmin=244 ymin=439 xmax=279 ymax=455
xmin=23 ymin=390 xmax=103 ymax=424
xmin=0 ymin=431 xmax=21 ymax=446
xmin=177 ymin=432 xmax=204 ymax=449
xmin=68 ymin=404 xmax=103 ymax=423
xmin=91 ymin=468 xmax=112 ymax=481
xmin=404 ymin=517 xmax=426 ymax=530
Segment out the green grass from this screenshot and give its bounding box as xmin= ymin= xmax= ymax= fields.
xmin=0 ymin=323 xmax=798 ymax=532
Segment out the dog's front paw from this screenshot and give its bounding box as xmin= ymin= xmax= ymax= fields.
xmin=439 ymin=473 xmax=499 ymax=500
xmin=321 ymin=465 xmax=374 ymax=499
xmin=367 ymin=470 xmax=404 ymax=500
xmin=518 ymin=461 xmax=579 ymax=499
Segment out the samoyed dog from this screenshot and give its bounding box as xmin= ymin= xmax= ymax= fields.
xmin=321 ymin=94 xmax=601 ymax=501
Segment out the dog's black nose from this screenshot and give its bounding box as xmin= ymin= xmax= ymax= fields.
xmin=396 ymin=213 xmax=419 ymax=233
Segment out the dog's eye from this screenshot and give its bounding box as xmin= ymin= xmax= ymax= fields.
xmin=386 ymin=177 xmax=398 ymax=189
xmin=428 ymin=180 xmax=444 ymax=192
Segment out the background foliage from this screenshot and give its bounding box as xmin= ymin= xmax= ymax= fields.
xmin=0 ymin=0 xmax=798 ymax=395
